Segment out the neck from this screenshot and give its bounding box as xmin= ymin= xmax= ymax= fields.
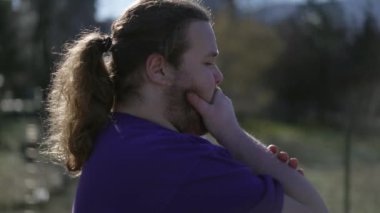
xmin=114 ymin=89 xmax=178 ymax=132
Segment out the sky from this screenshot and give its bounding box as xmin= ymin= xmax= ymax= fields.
xmin=95 ymin=0 xmax=312 ymax=21
xmin=96 ymin=0 xmax=134 ymax=21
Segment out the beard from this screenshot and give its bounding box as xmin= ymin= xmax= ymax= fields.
xmin=164 ymin=84 xmax=207 ymax=135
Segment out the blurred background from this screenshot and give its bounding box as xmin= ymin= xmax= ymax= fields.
xmin=0 ymin=0 xmax=379 ymax=212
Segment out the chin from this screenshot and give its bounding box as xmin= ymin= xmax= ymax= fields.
xmin=181 ymin=109 xmax=208 ymax=135
xmin=165 ymin=86 xmax=208 ymax=136
xmin=167 ymin=102 xmax=208 ymax=136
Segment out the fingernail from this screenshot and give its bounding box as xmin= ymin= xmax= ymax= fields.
xmin=268 ymin=145 xmax=278 ymax=154
xmin=289 ymin=158 xmax=298 ymax=168
xmin=279 ymin=151 xmax=289 ymax=162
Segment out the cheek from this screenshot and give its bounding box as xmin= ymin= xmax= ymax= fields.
xmin=176 ymin=64 xmax=216 ymax=102
xmin=192 ymin=72 xmax=216 ymax=102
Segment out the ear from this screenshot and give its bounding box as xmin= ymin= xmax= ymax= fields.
xmin=145 ymin=53 xmax=173 ymax=86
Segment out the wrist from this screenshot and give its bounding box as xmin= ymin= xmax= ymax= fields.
xmin=212 ymin=124 xmax=245 ymax=147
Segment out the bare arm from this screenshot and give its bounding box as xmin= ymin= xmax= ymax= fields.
xmin=187 ymin=88 xmax=328 ymax=213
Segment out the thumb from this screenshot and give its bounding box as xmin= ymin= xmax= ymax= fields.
xmin=186 ymin=92 xmax=209 ymax=114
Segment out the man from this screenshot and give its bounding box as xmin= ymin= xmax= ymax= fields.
xmin=45 ymin=0 xmax=328 ymax=212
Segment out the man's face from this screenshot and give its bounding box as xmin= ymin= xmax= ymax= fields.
xmin=165 ymin=21 xmax=223 ymax=135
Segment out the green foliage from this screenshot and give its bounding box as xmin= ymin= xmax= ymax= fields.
xmin=266 ymin=3 xmax=380 ymax=124
xmin=0 ymin=1 xmax=18 ymax=91
xmin=214 ymin=10 xmax=284 ymax=114
xmin=242 ymin=118 xmax=380 ymax=213
xmin=347 ymin=14 xmax=380 ymax=90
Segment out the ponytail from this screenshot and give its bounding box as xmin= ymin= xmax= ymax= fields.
xmin=44 ymin=30 xmax=114 ymax=175
xmin=43 ymin=0 xmax=212 ymax=175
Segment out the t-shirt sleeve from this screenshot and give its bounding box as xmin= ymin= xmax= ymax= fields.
xmin=163 ymin=142 xmax=284 ymax=213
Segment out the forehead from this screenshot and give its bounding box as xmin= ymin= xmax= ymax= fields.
xmin=185 ymin=21 xmax=218 ymax=55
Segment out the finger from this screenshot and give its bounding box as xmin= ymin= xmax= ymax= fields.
xmin=297 ymin=168 xmax=304 ymax=176
xmin=278 ymin=151 xmax=289 ymax=163
xmin=288 ymin=158 xmax=298 ymax=169
xmin=267 ymin=144 xmax=279 ymax=155
xmin=210 ymin=87 xmax=225 ymax=104
xmin=186 ymin=92 xmax=209 ymax=114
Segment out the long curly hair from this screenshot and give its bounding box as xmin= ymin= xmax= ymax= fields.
xmin=43 ymin=0 xmax=211 ymax=175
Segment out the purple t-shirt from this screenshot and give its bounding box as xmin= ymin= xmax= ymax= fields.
xmin=73 ymin=113 xmax=283 ymax=212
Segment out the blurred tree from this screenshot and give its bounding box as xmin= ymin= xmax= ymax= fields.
xmin=0 ymin=0 xmax=19 ymax=97
xmin=0 ymin=0 xmax=97 ymax=144
xmin=345 ymin=13 xmax=380 ymax=131
xmin=266 ymin=1 xmax=350 ymax=123
xmin=0 ymin=0 xmax=96 ymax=101
xmin=214 ymin=9 xmax=284 ymax=115
xmin=29 ymin=0 xmax=53 ymax=91
xmin=0 ymin=0 xmax=15 ymax=148
xmin=264 ymin=0 xmax=380 ymax=127
xmin=203 ymin=0 xmax=237 ymax=14
xmin=31 ymin=0 xmax=97 ymax=90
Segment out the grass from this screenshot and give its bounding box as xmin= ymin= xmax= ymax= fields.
xmin=0 ymin=116 xmax=73 ymax=213
xmin=241 ymin=118 xmax=380 ymax=213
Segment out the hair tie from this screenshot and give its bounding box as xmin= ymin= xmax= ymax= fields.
xmin=101 ymin=37 xmax=112 ymax=52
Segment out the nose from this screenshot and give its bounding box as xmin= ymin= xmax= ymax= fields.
xmin=214 ymin=67 xmax=223 ymax=85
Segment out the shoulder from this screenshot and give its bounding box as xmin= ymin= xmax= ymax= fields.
xmin=113 ymin=117 xmax=223 ymax=155
xmin=95 ymin=121 xmax=225 ymax=168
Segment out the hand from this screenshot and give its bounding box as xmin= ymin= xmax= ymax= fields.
xmin=186 ymin=88 xmax=241 ymax=141
xmin=267 ymin=144 xmax=304 ymax=176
